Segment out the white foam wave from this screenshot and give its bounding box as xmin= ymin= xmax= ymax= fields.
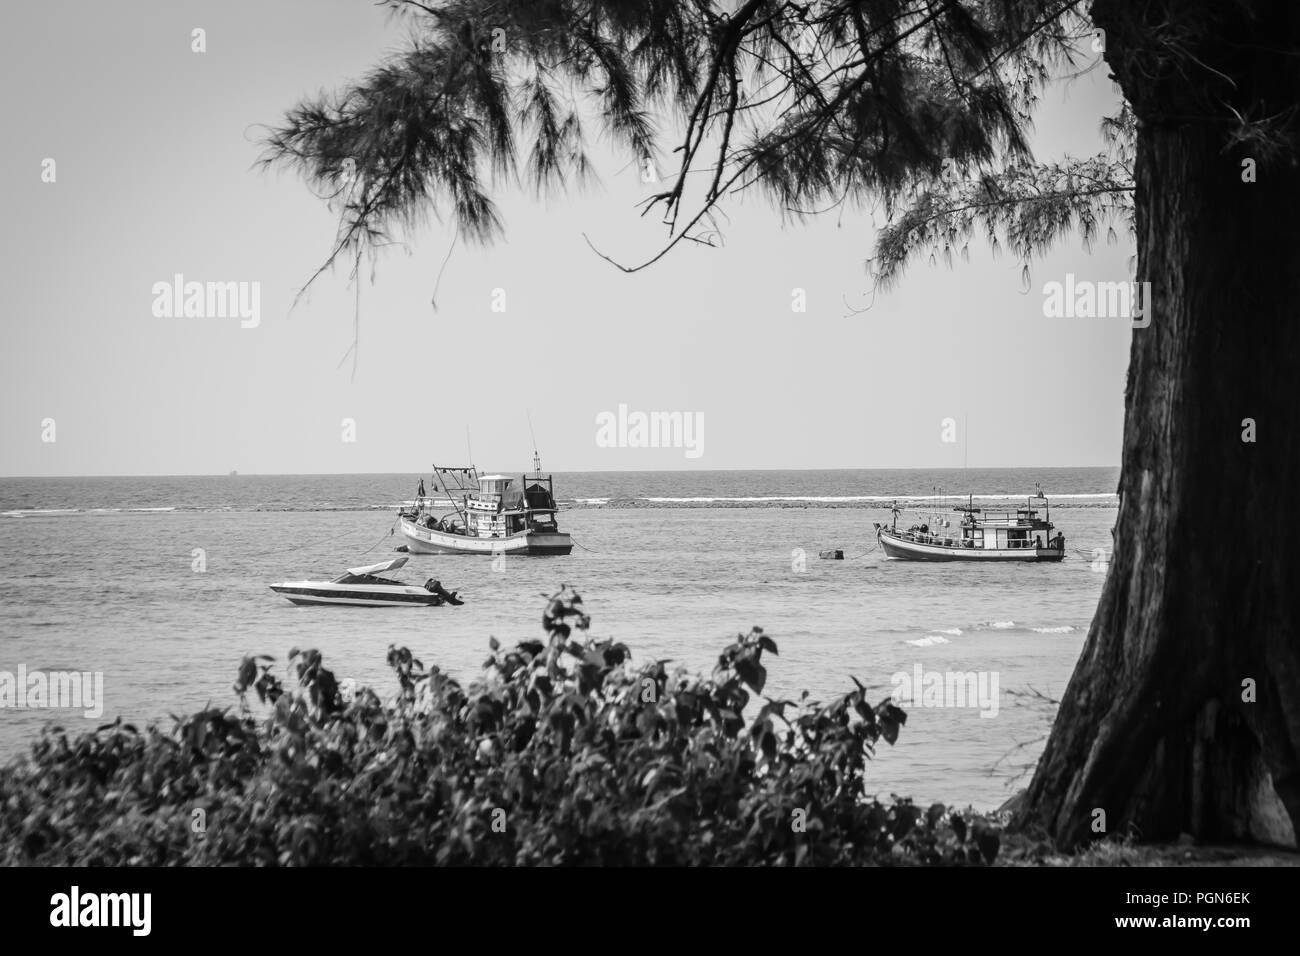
xmin=906 ymin=635 xmax=952 ymax=647
xmin=641 ymin=495 xmax=888 ymax=503
xmin=633 ymin=492 xmax=1117 ymax=504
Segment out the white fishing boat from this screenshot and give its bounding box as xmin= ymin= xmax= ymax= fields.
xmin=875 ymin=491 xmax=1065 ymax=562
xmin=269 ymin=556 xmax=464 ymax=607
xmin=398 ymin=455 xmax=573 ymax=555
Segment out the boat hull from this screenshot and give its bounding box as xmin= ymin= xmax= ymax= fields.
xmin=399 ymin=518 xmax=572 ymax=555
xmin=878 ymin=532 xmax=1064 ymax=562
xmin=269 ymin=583 xmax=443 ymax=607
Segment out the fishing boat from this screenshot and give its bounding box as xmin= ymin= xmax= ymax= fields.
xmin=269 ymin=556 xmax=464 ymax=606
xmin=397 ymin=455 xmax=573 ymax=555
xmin=875 ymin=490 xmax=1065 ymax=562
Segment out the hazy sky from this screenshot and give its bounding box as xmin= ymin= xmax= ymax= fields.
xmin=0 ymin=1 xmax=1132 ymax=476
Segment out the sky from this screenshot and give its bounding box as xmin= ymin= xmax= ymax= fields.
xmin=0 ymin=1 xmax=1133 ymax=476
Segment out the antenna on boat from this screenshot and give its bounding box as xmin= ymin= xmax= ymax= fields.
xmin=526 ymin=411 xmax=541 ymax=473
xmin=466 ymin=426 xmax=474 ymax=470
xmin=963 ymin=412 xmax=969 ymax=498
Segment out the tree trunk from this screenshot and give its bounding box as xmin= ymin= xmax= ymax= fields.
xmin=1017 ymin=0 xmax=1300 ymax=849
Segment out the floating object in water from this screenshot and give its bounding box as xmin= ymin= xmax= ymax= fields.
xmin=269 ymin=556 xmax=463 ymax=607
xmin=818 ymin=549 xmax=844 ymax=560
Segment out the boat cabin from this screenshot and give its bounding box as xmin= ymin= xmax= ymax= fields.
xmin=955 ymin=502 xmax=1057 ymax=550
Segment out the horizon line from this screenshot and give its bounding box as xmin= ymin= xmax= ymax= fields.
xmin=1 ymin=464 xmax=1122 ymax=480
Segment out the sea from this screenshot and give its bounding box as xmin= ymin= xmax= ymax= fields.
xmin=0 ymin=467 xmax=1118 ymax=810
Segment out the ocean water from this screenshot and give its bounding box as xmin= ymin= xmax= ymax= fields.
xmin=0 ymin=467 xmax=1117 ymax=809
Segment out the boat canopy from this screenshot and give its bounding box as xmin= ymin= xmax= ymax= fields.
xmin=347 ymin=556 xmax=409 ymax=576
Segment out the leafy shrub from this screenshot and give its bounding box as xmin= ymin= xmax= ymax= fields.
xmin=0 ymin=587 xmax=1001 ymax=865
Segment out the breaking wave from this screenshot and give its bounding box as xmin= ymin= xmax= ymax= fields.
xmin=905 ymin=635 xmax=951 ymax=647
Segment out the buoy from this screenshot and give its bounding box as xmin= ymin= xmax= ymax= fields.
xmin=818 ymin=549 xmax=844 ymax=560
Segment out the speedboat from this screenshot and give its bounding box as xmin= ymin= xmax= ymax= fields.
xmin=269 ymin=556 xmax=464 ymax=607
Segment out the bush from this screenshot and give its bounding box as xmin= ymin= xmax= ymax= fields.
xmin=0 ymin=587 xmax=1001 ymax=865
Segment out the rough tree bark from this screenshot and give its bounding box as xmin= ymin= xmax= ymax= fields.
xmin=1017 ymin=0 xmax=1300 ymax=848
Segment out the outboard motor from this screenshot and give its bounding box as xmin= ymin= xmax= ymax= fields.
xmin=423 ymin=578 xmax=464 ymax=605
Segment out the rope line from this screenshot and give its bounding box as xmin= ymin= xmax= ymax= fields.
xmin=244 ymin=526 xmax=367 ymax=560
xmin=846 ymin=541 xmax=880 ymax=559
xmin=360 ymin=521 xmax=399 ymax=555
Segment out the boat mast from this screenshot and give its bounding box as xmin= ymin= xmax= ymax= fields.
xmin=433 ymin=465 xmax=472 ymax=527
xmin=526 ymin=411 xmax=542 ymax=475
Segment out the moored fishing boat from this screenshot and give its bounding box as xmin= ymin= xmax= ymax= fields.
xmin=875 ymin=490 xmax=1065 ymax=562
xmin=398 ymin=454 xmax=573 ymax=555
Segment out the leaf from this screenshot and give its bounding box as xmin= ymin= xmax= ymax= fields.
xmin=878 ymin=710 xmax=901 ymax=746
xmin=972 ymin=818 xmax=1000 ymax=863
xmin=882 ymin=702 xmax=908 ymax=727
xmin=734 ymin=656 xmax=767 ymax=695
xmin=758 ymin=700 xmax=788 ymax=723
xmin=235 ymin=656 xmax=256 ymax=693
xmin=925 ymin=803 xmax=945 ymax=829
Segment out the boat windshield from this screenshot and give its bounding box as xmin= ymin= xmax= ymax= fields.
xmin=331 ymin=572 xmax=402 ymax=585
